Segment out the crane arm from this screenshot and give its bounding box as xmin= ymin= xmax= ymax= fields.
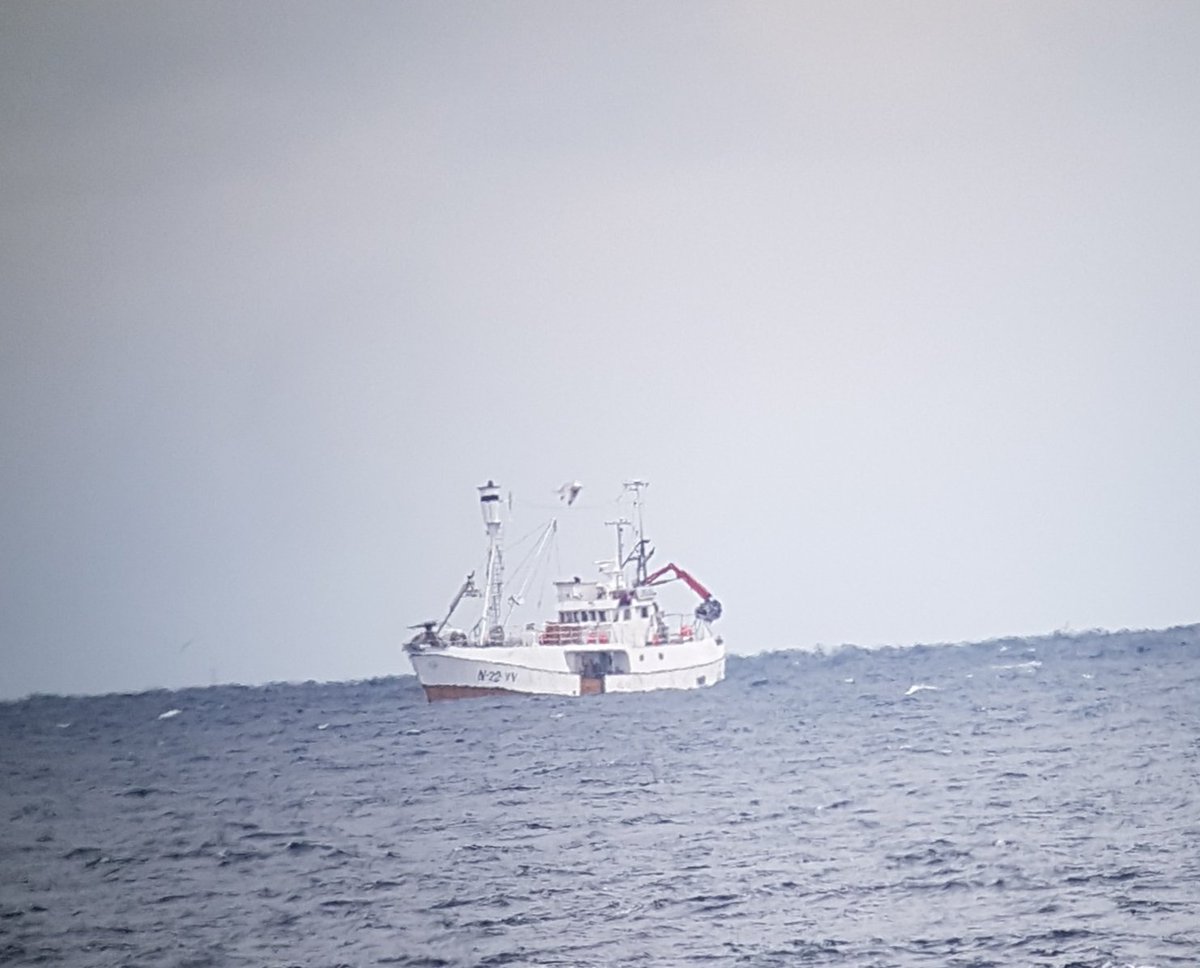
xmin=642 ymin=562 xmax=712 ymax=599
xmin=641 ymin=562 xmax=723 ymax=622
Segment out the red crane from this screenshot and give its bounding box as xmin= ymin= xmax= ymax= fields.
xmin=641 ymin=563 xmax=723 ymax=622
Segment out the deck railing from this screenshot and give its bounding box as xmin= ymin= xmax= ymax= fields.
xmin=536 ymin=616 xmax=699 ymax=646
xmin=537 ymin=623 xmax=613 ymax=646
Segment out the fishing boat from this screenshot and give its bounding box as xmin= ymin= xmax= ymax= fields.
xmin=405 ymin=480 xmax=726 ymax=701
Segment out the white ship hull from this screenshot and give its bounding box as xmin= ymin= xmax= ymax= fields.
xmin=410 ymin=637 xmax=725 ymax=701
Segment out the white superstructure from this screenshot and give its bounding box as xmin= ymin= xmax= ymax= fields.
xmin=405 ymin=480 xmax=726 ymax=701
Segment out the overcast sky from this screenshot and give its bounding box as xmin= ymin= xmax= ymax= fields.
xmin=2 ymin=2 xmax=1197 ymax=700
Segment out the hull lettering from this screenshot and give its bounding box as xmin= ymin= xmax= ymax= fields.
xmin=477 ymin=669 xmax=519 ymax=684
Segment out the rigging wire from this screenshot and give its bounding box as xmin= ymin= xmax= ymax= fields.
xmin=503 ymin=520 xmax=557 ymax=626
xmin=505 ymin=519 xmax=555 ymax=553
xmin=532 ymin=522 xmax=559 ymax=613
xmin=505 ymin=519 xmax=556 ymax=596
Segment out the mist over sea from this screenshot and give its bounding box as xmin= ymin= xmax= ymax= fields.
xmin=2 ymin=626 xmax=1197 ymax=967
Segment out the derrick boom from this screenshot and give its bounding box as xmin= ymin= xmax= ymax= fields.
xmin=641 ymin=562 xmax=723 ymax=622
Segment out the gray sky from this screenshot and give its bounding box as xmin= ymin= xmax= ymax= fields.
xmin=2 ymin=2 xmax=1198 ymax=700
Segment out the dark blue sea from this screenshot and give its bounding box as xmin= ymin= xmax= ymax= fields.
xmin=2 ymin=627 xmax=1198 ymax=968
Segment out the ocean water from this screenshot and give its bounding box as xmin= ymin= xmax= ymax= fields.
xmin=2 ymin=627 xmax=1198 ymax=968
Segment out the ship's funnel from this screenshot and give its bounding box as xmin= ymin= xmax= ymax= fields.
xmin=478 ymin=480 xmax=502 ymax=533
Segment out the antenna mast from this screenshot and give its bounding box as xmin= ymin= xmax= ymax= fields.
xmin=605 ymin=517 xmax=631 ymax=587
xmin=623 ymin=479 xmax=652 ymax=585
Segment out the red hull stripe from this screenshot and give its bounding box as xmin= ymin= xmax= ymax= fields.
xmin=422 ymin=683 xmax=525 ymax=702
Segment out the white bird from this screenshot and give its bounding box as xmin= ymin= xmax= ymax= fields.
xmin=557 ymin=480 xmax=583 ymax=506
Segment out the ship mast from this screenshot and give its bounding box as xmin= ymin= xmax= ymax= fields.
xmin=478 ymin=480 xmax=505 ymax=643
xmin=605 ymin=517 xmax=631 ymax=588
xmin=623 ymin=479 xmax=652 ymax=585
